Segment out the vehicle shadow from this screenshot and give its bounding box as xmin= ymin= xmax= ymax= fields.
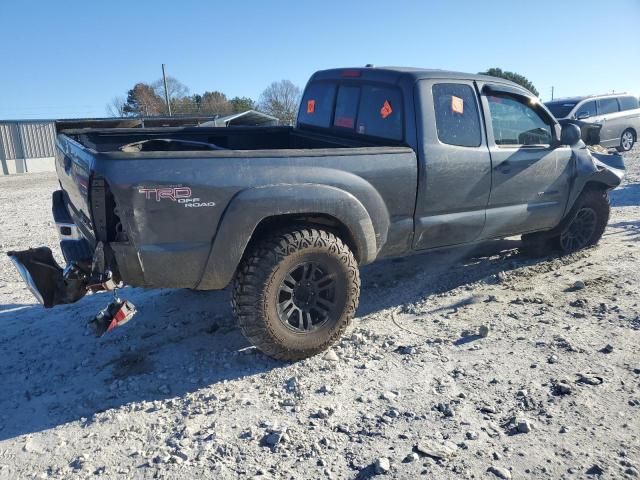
xmin=605 ymin=220 xmax=640 ymax=241
xmin=610 ymin=182 xmax=640 ymax=207
xmin=0 ymin=237 xmax=544 ymax=441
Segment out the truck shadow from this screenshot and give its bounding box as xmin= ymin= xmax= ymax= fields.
xmin=610 ymin=182 xmax=640 ymax=207
xmin=0 ymin=238 xmax=552 ymax=441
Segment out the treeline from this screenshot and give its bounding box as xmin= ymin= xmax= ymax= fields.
xmin=107 ymin=77 xmax=302 ymax=124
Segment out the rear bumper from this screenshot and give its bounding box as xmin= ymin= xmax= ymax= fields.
xmin=52 ymin=190 xmax=93 ymax=263
xmin=7 ymin=191 xmax=96 ymax=308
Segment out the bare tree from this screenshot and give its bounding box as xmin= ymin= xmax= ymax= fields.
xmin=152 ymin=76 xmax=190 ymax=113
xmin=106 ymin=96 xmax=127 ymax=117
xmin=258 ymin=80 xmax=301 ymax=125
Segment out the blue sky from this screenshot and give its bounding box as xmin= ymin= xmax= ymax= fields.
xmin=1 ymin=0 xmax=638 ymax=119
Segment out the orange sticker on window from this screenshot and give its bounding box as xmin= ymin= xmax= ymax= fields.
xmin=451 ymin=95 xmax=464 ymax=114
xmin=380 ymin=100 xmax=393 ymax=119
xmin=307 ymin=99 xmax=316 ymax=114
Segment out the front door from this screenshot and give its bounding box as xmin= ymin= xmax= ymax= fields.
xmin=479 ymin=83 xmax=572 ymax=238
xmin=413 ymin=80 xmax=492 ymax=250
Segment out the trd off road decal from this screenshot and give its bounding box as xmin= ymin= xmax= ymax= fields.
xmin=138 ymin=186 xmax=215 ymax=208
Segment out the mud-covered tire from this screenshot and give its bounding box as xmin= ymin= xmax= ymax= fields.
xmin=521 ymin=189 xmax=610 ymax=257
xmin=232 ymin=228 xmax=360 ymax=361
xmin=556 ymin=189 xmax=610 ymax=253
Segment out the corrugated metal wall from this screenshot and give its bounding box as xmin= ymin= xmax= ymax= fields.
xmin=0 ymin=121 xmax=56 ymax=161
xmin=0 ymin=121 xmax=56 ymax=174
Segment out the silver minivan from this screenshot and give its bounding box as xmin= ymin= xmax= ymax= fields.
xmin=545 ymin=94 xmax=640 ymax=151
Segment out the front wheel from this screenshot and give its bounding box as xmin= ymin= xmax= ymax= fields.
xmin=557 ymin=189 xmax=610 ymax=253
xmin=521 ymin=189 xmax=610 ymax=256
xmin=232 ymin=228 xmax=360 ymax=361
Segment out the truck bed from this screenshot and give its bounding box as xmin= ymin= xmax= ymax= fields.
xmin=61 ymin=125 xmax=399 ymax=155
xmin=54 ymin=125 xmax=418 ymax=291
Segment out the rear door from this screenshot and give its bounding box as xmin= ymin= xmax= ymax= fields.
xmin=479 ymin=83 xmax=572 ymax=238
xmin=595 ymin=97 xmax=621 ymax=145
xmin=413 ymin=79 xmax=491 ymax=250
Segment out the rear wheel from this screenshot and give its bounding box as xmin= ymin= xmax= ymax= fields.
xmin=617 ymin=129 xmax=635 ymax=152
xmin=232 ymin=227 xmax=360 ymax=361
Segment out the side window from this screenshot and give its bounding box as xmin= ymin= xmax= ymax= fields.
xmin=486 ymin=94 xmax=552 ymax=146
xmin=618 ymin=95 xmax=640 ymax=111
xmin=597 ymin=98 xmax=619 ymax=115
xmin=333 ymin=86 xmax=360 ymax=129
xmin=356 ymin=85 xmax=403 ymax=140
xmin=576 ymin=100 xmax=596 ymax=118
xmin=298 ymin=82 xmax=336 ymax=128
xmin=432 ymin=83 xmax=482 ymax=147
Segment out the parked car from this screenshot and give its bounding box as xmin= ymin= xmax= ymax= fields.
xmin=9 ymin=66 xmax=625 ymax=360
xmin=545 ymin=93 xmax=640 ymax=151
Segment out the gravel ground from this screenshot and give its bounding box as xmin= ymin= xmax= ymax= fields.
xmin=0 ymin=148 xmax=639 ymax=479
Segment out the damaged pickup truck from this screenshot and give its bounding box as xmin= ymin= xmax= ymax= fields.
xmin=9 ymin=67 xmax=625 ymax=360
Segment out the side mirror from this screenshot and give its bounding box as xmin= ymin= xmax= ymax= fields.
xmin=576 ymin=111 xmax=591 ymax=120
xmin=560 ymin=123 xmax=582 ymax=146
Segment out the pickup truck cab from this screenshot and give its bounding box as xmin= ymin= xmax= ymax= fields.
xmin=9 ymin=66 xmax=624 ymax=360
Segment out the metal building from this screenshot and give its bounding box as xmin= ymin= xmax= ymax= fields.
xmin=1 ymin=111 xmax=281 ymax=175
xmin=0 ymin=120 xmax=56 ymax=175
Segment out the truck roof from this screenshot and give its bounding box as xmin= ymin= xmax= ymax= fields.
xmin=311 ymin=66 xmax=528 ymax=92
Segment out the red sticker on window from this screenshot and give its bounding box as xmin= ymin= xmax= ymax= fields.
xmin=380 ymin=100 xmax=393 ymax=119
xmin=451 ymin=95 xmax=464 ymax=114
xmin=307 ymin=99 xmax=316 ymax=114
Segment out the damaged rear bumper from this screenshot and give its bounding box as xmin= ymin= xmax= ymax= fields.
xmin=7 ymin=191 xmax=116 ymax=308
xmin=7 ymin=247 xmax=88 ymax=308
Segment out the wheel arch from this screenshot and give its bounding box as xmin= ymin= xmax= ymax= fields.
xmin=195 ymin=184 xmax=383 ymax=290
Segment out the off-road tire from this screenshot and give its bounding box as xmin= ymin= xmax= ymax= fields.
xmin=556 ymin=189 xmax=610 ymax=253
xmin=521 ymin=189 xmax=610 ymax=257
xmin=232 ymin=228 xmax=360 ymax=361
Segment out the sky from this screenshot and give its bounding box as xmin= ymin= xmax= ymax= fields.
xmin=1 ymin=0 xmax=638 ymax=119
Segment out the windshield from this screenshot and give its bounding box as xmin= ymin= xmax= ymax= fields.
xmin=544 ymin=101 xmax=577 ymax=119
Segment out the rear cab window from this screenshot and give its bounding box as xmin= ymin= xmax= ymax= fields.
xmin=432 ymin=83 xmax=482 ymax=147
xmin=298 ymin=81 xmax=404 ymax=141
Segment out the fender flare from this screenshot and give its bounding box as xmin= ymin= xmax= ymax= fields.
xmin=195 ymin=184 xmax=385 ymax=290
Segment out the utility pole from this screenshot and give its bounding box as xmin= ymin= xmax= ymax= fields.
xmin=162 ymin=64 xmax=172 ymax=117
xmin=551 ymin=86 xmax=554 ymax=100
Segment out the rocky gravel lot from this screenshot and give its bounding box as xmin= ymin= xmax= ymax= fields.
xmin=0 ymin=148 xmax=639 ymax=479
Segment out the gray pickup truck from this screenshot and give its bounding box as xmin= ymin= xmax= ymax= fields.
xmin=9 ymin=66 xmax=624 ymax=360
